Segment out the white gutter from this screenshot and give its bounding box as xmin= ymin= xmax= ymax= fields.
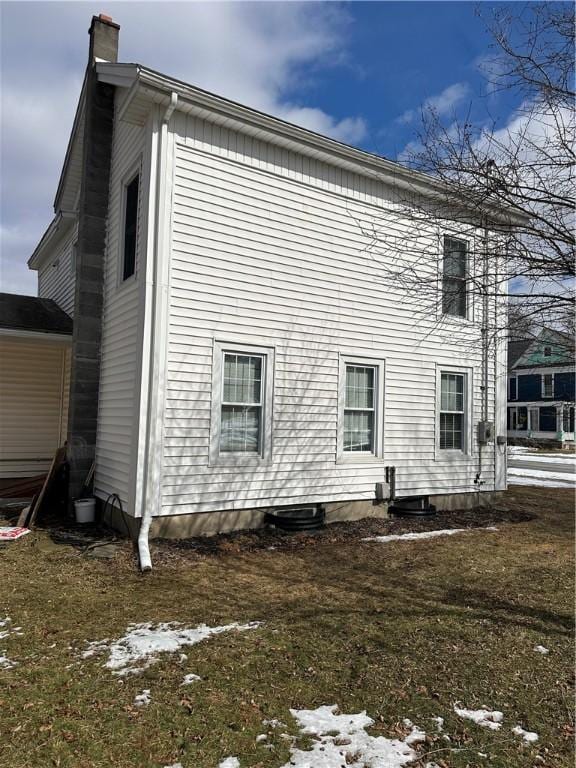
xmin=138 ymin=92 xmax=178 ymax=572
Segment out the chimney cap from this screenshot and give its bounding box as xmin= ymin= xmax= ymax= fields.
xmin=90 ymin=13 xmax=120 ymax=30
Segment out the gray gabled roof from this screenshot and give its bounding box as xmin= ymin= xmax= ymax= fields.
xmin=0 ymin=293 xmax=72 ymax=336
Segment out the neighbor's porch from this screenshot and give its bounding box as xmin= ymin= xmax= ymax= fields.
xmin=507 ymin=400 xmax=575 ymax=446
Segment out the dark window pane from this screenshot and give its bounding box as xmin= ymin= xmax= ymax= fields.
xmin=442 ymin=276 xmax=467 ymax=317
xmin=123 ymin=174 xmax=139 ymax=280
xmin=440 ymin=412 xmax=463 ymax=449
xmin=509 ymin=377 xmax=517 ymax=399
xmin=443 ymin=237 xmax=467 ymax=277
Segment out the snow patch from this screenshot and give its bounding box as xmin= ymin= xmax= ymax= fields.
xmin=453 ymin=704 xmax=503 ymax=730
xmin=82 ymin=621 xmax=260 ymax=675
xmin=364 ymin=527 xmax=497 ymax=544
xmin=276 ymin=704 xmax=425 ymax=767
xmin=181 ymin=673 xmax=201 ymax=685
xmin=263 ymin=718 xmax=284 ymax=728
xmin=0 ymin=616 xmax=21 ymax=668
xmin=134 ymin=689 xmax=151 ymax=707
xmin=512 ymin=725 xmax=538 ymax=743
xmin=534 ymin=645 xmax=549 ymax=655
xmin=431 ymin=716 xmax=444 ymax=732
xmin=218 ymin=759 xmax=240 ymax=768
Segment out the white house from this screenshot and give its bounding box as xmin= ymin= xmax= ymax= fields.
xmin=14 ymin=16 xmax=524 ymax=564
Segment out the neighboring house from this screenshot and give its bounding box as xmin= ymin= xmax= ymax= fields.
xmin=8 ymin=16 xmax=527 ymax=545
xmin=0 ymin=294 xmax=71 ymax=479
xmin=507 ymin=329 xmax=575 ymax=446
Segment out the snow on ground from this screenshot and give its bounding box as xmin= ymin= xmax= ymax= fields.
xmin=218 ymin=706 xmax=427 ymax=767
xmin=507 ymin=467 xmax=575 ymax=488
xmin=508 ymin=448 xmax=576 ymax=488
xmin=364 ymin=527 xmax=497 ymax=544
xmin=82 ymin=621 xmax=260 ymax=675
xmin=0 ymin=616 xmax=22 ymax=669
xmin=534 ymin=645 xmax=549 ymax=655
xmin=134 ymin=689 xmax=151 ymax=707
xmin=181 ymin=673 xmax=201 ymax=685
xmin=512 ymin=725 xmax=539 ymax=743
xmin=453 ymin=704 xmax=503 ymax=730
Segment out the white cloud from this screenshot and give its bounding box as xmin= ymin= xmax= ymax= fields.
xmin=396 ymin=81 xmax=470 ymax=125
xmin=0 ymin=2 xmax=366 ymax=295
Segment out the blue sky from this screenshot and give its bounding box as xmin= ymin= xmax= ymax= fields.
xmin=0 ymin=1 xmax=529 ymax=294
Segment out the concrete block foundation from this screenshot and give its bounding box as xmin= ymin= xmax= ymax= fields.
xmin=101 ymin=490 xmax=504 ymax=540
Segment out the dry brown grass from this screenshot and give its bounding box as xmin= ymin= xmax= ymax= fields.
xmin=0 ymin=485 xmax=573 ymax=767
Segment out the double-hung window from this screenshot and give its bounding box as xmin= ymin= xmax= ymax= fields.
xmin=541 ymin=373 xmax=553 ymax=398
xmin=220 ymin=353 xmax=263 ymax=454
xmin=509 ymin=376 xmax=517 ymax=400
xmin=439 ymin=371 xmax=466 ymax=451
xmin=211 ymin=343 xmax=274 ymax=464
xmin=442 ymin=236 xmax=468 ymax=318
xmin=338 ymin=357 xmax=384 ymax=460
xmin=344 ymin=365 xmax=376 ymax=452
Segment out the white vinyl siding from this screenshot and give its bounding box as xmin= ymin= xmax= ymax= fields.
xmin=0 ymin=337 xmax=70 ymax=478
xmin=93 ymin=107 xmax=145 ymax=511
xmin=157 ymin=116 xmax=498 ymax=519
xmin=37 ymin=224 xmax=78 ymax=317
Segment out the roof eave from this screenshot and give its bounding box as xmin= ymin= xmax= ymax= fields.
xmin=97 ymin=62 xmax=530 ymax=228
xmin=28 ymin=212 xmax=76 ymax=270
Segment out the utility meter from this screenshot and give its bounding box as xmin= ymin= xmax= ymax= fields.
xmin=478 ymin=421 xmax=494 ymax=444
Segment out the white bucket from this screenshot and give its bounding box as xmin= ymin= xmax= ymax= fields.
xmin=74 ymin=498 xmax=96 ymax=524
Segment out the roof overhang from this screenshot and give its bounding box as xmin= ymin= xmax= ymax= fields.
xmin=28 ymin=211 xmax=76 ymax=270
xmin=97 ymin=62 xmax=530 ymax=228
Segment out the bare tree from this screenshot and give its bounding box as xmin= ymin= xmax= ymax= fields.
xmin=360 ymin=3 xmax=574 ymax=352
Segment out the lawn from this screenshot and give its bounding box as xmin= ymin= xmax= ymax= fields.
xmin=0 ymin=486 xmax=573 ymax=768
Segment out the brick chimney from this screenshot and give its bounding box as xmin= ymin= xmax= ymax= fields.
xmin=67 ymin=15 xmax=119 ymax=507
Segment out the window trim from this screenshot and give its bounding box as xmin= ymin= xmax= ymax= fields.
xmin=439 ymin=232 xmax=473 ymax=322
xmin=117 ymin=161 xmax=142 ymax=288
xmin=337 ymin=355 xmax=385 ymax=463
xmin=436 ymin=366 xmax=472 ymax=456
xmin=541 ymin=373 xmax=554 ymax=398
xmin=210 ymin=341 xmax=274 ymax=467
xmin=508 ymin=375 xmax=517 ymax=401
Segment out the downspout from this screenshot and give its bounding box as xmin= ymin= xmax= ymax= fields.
xmin=477 ymin=213 xmax=490 ymax=493
xmin=138 ymin=92 xmax=178 ymax=572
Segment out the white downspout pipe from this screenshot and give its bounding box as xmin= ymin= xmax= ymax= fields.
xmin=138 ymin=92 xmax=178 ymax=572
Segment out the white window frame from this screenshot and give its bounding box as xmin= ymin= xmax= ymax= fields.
xmin=508 ymin=406 xmax=519 ymax=431
xmin=210 ymin=341 xmax=274 ymax=466
xmin=337 ymin=355 xmax=385 ymax=463
xmin=436 ymin=366 xmax=472 ymax=456
xmin=508 ymin=375 xmax=517 ymax=401
xmin=528 ymin=407 xmax=540 ymax=432
xmin=440 ymin=233 xmax=472 ymax=321
xmin=541 ymin=373 xmax=554 ymax=398
xmin=117 ymin=159 xmax=142 ymax=289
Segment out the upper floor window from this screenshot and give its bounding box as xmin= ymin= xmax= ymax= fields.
xmin=509 ymin=376 xmax=517 ymax=401
xmin=541 ymin=373 xmax=553 ymax=398
xmin=439 ymin=371 xmax=466 ymax=450
xmin=543 ymin=346 xmax=552 ymax=357
xmin=122 ymin=174 xmax=139 ymax=281
xmin=442 ymin=236 xmax=468 ymax=318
